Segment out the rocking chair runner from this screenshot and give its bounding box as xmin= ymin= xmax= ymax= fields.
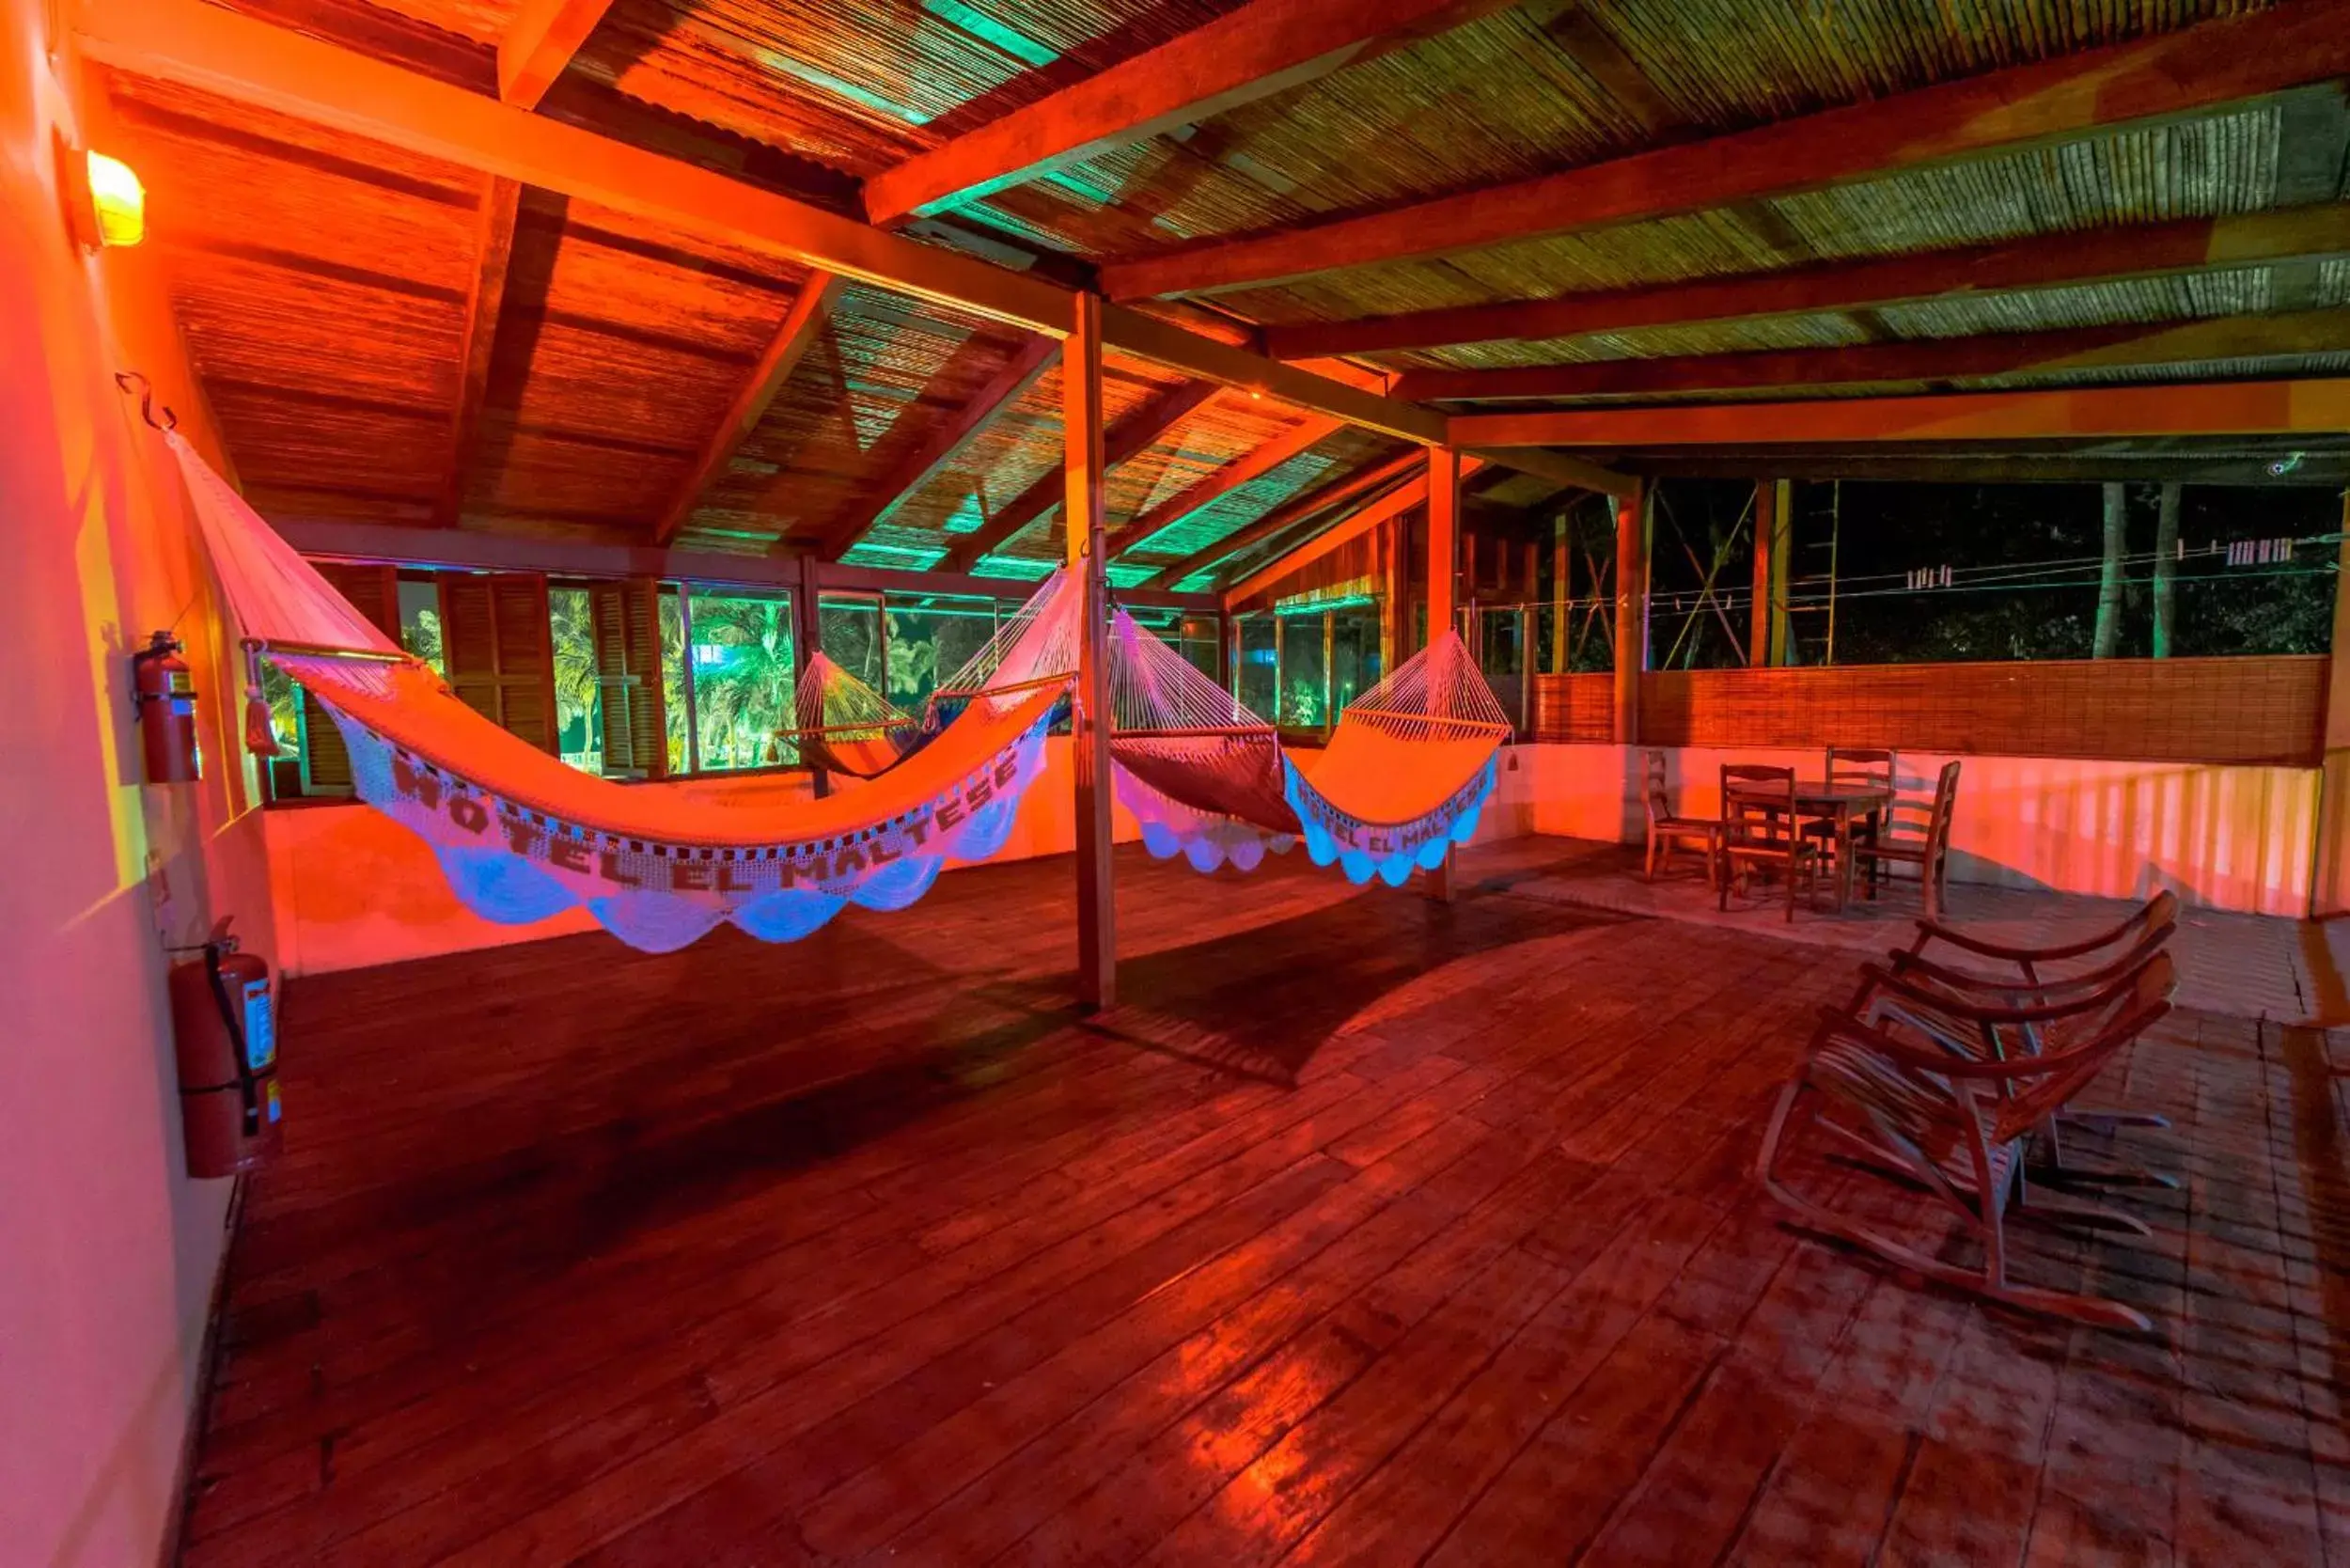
xmin=1758 ymin=949 xmax=2177 ymax=1331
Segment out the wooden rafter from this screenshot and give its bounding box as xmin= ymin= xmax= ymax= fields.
xmin=1224 ymin=457 xmax=1489 ymax=607
xmin=1101 ymin=0 xmax=2350 ymax=300
xmin=939 ymin=380 xmax=1215 ymax=572
xmin=496 ymin=0 xmax=615 ymax=109
xmin=819 ymin=335 xmax=1059 ymax=560
xmin=435 ymin=174 xmax=521 ymax=526
xmin=1449 ymin=379 xmax=2350 ymax=447
xmin=654 ymin=271 xmax=842 ymax=545
xmin=1395 ymin=307 xmax=2350 ymax=404
xmin=1267 ymin=202 xmax=2350 ymax=359
xmin=1104 ymin=416 xmax=1342 ymax=558
xmin=863 ymin=0 xmax=1513 ymax=227
xmin=1140 ymin=449 xmax=1421 ymax=588
xmin=80 ymin=0 xmax=1444 ymax=446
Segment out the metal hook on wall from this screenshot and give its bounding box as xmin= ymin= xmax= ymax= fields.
xmin=114 ymin=369 xmax=178 ymax=431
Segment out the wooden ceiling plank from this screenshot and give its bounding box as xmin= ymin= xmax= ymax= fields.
xmin=820 ymin=335 xmax=1061 ymax=559
xmin=77 ymin=0 xmax=1440 ymax=446
xmin=1104 ymin=416 xmax=1343 ymax=559
xmin=1222 ymin=456 xmax=1489 ymax=606
xmin=1396 ymin=307 xmax=2350 ymax=402
xmin=1265 ymin=202 xmax=2350 ymax=358
xmin=1141 ymin=448 xmax=1423 ymax=588
xmin=654 ymin=271 xmax=842 ymax=545
xmin=496 ymin=0 xmax=616 ymax=109
xmin=1101 ymin=0 xmax=2350 ymax=300
xmin=939 ymin=379 xmax=1217 ymax=572
xmin=1449 ymin=378 xmax=2350 ymax=447
xmin=435 ymin=174 xmax=522 ymax=527
xmin=861 ymin=0 xmax=1517 ymax=227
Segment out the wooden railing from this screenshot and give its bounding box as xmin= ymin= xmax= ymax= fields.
xmin=1531 ymin=655 xmax=2326 ymax=766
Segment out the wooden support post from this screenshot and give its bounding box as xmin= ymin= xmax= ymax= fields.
xmin=793 ymin=554 xmax=829 ymax=799
xmin=1769 ymin=479 xmax=1792 ymax=666
xmin=1748 ymin=478 xmax=1776 ymax=667
xmin=1426 ymin=447 xmax=1463 ymax=902
xmin=1613 ymin=484 xmax=1648 ymax=745
xmin=2311 ymin=490 xmax=2350 ymax=917
xmin=1549 ymin=510 xmax=1570 ymax=673
xmin=1067 ymin=292 xmax=1116 ymax=1010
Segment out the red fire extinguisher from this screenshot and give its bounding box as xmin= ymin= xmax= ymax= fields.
xmin=132 ymin=629 xmax=203 ymax=784
xmin=169 ymin=918 xmax=282 ymax=1179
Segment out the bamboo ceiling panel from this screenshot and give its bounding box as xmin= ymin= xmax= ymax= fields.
xmin=349 ymin=0 xmax=524 ymax=49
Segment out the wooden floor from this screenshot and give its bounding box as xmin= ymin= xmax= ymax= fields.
xmin=182 ymin=840 xmax=2350 ymax=1566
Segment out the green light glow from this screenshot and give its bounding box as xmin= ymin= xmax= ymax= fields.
xmin=922 ymin=0 xmax=1059 ymax=67
xmin=1276 ymin=594 xmax=1377 ymax=617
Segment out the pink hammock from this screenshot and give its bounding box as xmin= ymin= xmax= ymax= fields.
xmin=1107 ymin=611 xmax=1298 ymax=873
xmin=167 ymin=432 xmax=1075 ymax=951
xmin=787 ymin=652 xmax=919 ymax=778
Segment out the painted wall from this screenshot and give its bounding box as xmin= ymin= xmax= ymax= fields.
xmin=0 ymin=15 xmax=280 ymax=1564
xmin=1504 ymin=744 xmax=2316 ymax=917
xmin=266 ymin=739 xmax=1149 ymax=975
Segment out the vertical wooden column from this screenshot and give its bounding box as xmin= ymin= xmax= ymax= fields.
xmin=1426 ymin=447 xmax=1463 ymax=902
xmin=2311 ymin=490 xmax=2350 ymax=917
xmin=1612 ymin=483 xmax=1648 ymax=745
xmin=1066 ymin=292 xmax=1116 ymax=1009
xmin=1749 ymin=478 xmax=1777 ymax=667
xmin=1549 ymin=510 xmax=1570 ymax=673
xmin=1769 ymin=479 xmax=1793 ymax=666
xmin=794 ymin=555 xmax=829 ymax=799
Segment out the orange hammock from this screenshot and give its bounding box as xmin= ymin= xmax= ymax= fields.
xmin=167 ymin=432 xmax=1074 ymax=950
xmin=786 ymin=652 xmax=920 ymax=778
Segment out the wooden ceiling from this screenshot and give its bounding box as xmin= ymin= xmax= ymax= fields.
xmin=86 ymin=0 xmax=2350 ymax=598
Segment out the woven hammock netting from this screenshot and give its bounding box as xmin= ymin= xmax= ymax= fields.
xmin=1104 ymin=609 xmax=1511 ymax=886
xmin=790 ymin=652 xmax=918 ymax=778
xmin=167 ymin=430 xmax=1078 ymax=952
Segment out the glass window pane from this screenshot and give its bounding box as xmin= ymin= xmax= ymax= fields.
xmin=884 ymin=593 xmax=996 ymax=709
xmin=398 ymin=577 xmax=445 ymax=677
xmin=548 ymin=586 xmax=603 ymax=775
xmin=659 ymin=587 xmax=688 ymax=776
xmin=1279 ymin=613 xmax=1328 ymax=730
xmin=1179 ymin=614 xmax=1220 ymax=682
xmin=1235 ymin=614 xmax=1277 ymax=721
xmin=1330 ymin=606 xmax=1380 ymax=715
xmin=688 ymin=589 xmax=794 ymax=771
xmin=820 ymin=594 xmax=884 ymax=692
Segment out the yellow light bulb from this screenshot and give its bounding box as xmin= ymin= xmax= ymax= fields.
xmin=86 ymin=151 xmax=145 ymax=247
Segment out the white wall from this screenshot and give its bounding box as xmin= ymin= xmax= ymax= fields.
xmin=2 ymin=11 xmax=275 ymax=1562
xmin=1502 ymin=743 xmax=2317 ymax=917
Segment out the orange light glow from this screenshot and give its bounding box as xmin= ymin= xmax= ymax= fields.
xmin=86 ymin=152 xmax=145 ymax=247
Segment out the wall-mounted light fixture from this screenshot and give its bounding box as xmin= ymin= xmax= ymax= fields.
xmin=57 ymin=134 xmax=145 ymax=250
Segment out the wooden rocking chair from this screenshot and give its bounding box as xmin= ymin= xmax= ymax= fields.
xmin=1885 ymin=891 xmax=2180 ymax=1186
xmin=1643 ymin=749 xmax=1720 ymax=884
xmin=1757 ymin=949 xmax=2176 ymax=1331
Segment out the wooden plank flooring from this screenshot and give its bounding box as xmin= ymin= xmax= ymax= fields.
xmin=180 ymin=840 xmax=2350 ymax=1565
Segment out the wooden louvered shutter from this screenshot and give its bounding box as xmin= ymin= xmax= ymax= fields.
xmin=297 ymin=561 xmax=400 ymax=793
xmin=588 ymin=578 xmax=666 ymax=779
xmin=439 ymin=572 xmax=557 ymax=753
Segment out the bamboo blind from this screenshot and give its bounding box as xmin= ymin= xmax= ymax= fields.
xmin=1534 ymin=655 xmax=2326 ymax=766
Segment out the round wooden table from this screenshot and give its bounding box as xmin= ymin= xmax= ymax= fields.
xmin=1724 ymin=778 xmax=1891 ymax=911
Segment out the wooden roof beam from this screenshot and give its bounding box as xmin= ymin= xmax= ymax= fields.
xmin=1269 ymin=203 xmax=2350 ymax=360
xmin=654 ymin=271 xmax=842 ymax=545
xmin=1102 ymin=0 xmax=2350 ymax=300
xmin=862 ymin=0 xmax=1516 ymax=227
xmin=820 ymin=335 xmax=1060 ymax=559
xmin=1397 ymin=307 xmax=2350 ymax=403
xmin=1140 ymin=448 xmax=1423 ymax=588
xmin=1104 ymin=416 xmax=1343 ymax=559
xmin=1449 ymin=379 xmax=2350 ymax=447
xmin=939 ymin=380 xmax=1216 ymax=572
xmin=77 ymin=0 xmax=1442 ymax=446
xmin=497 ymin=0 xmax=615 ymax=109
xmin=1223 ymin=457 xmax=1489 ymax=606
xmin=434 ymin=175 xmax=521 ymax=526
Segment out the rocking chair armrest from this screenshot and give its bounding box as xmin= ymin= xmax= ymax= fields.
xmin=1818 ymin=1006 xmax=2093 ymax=1082
xmin=1854 ymin=961 xmax=2124 ymax=1026
xmin=1909 ymin=916 xmax=2132 ymax=966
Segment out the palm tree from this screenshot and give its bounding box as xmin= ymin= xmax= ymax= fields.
xmin=546 ymin=588 xmax=603 ymax=763
xmin=688 ymin=593 xmax=795 ymax=767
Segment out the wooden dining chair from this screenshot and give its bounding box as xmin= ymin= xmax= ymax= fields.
xmin=1803 ymin=745 xmax=1898 ymax=882
xmin=1854 ymin=760 xmax=1961 ymax=917
xmin=1758 ymin=949 xmax=2177 ymax=1331
xmin=1719 ymin=763 xmax=1824 ymax=922
xmin=1643 ymin=749 xmax=1721 ymax=884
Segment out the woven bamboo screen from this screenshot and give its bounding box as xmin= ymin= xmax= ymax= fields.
xmin=1534 ymin=656 xmax=2326 ymax=765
